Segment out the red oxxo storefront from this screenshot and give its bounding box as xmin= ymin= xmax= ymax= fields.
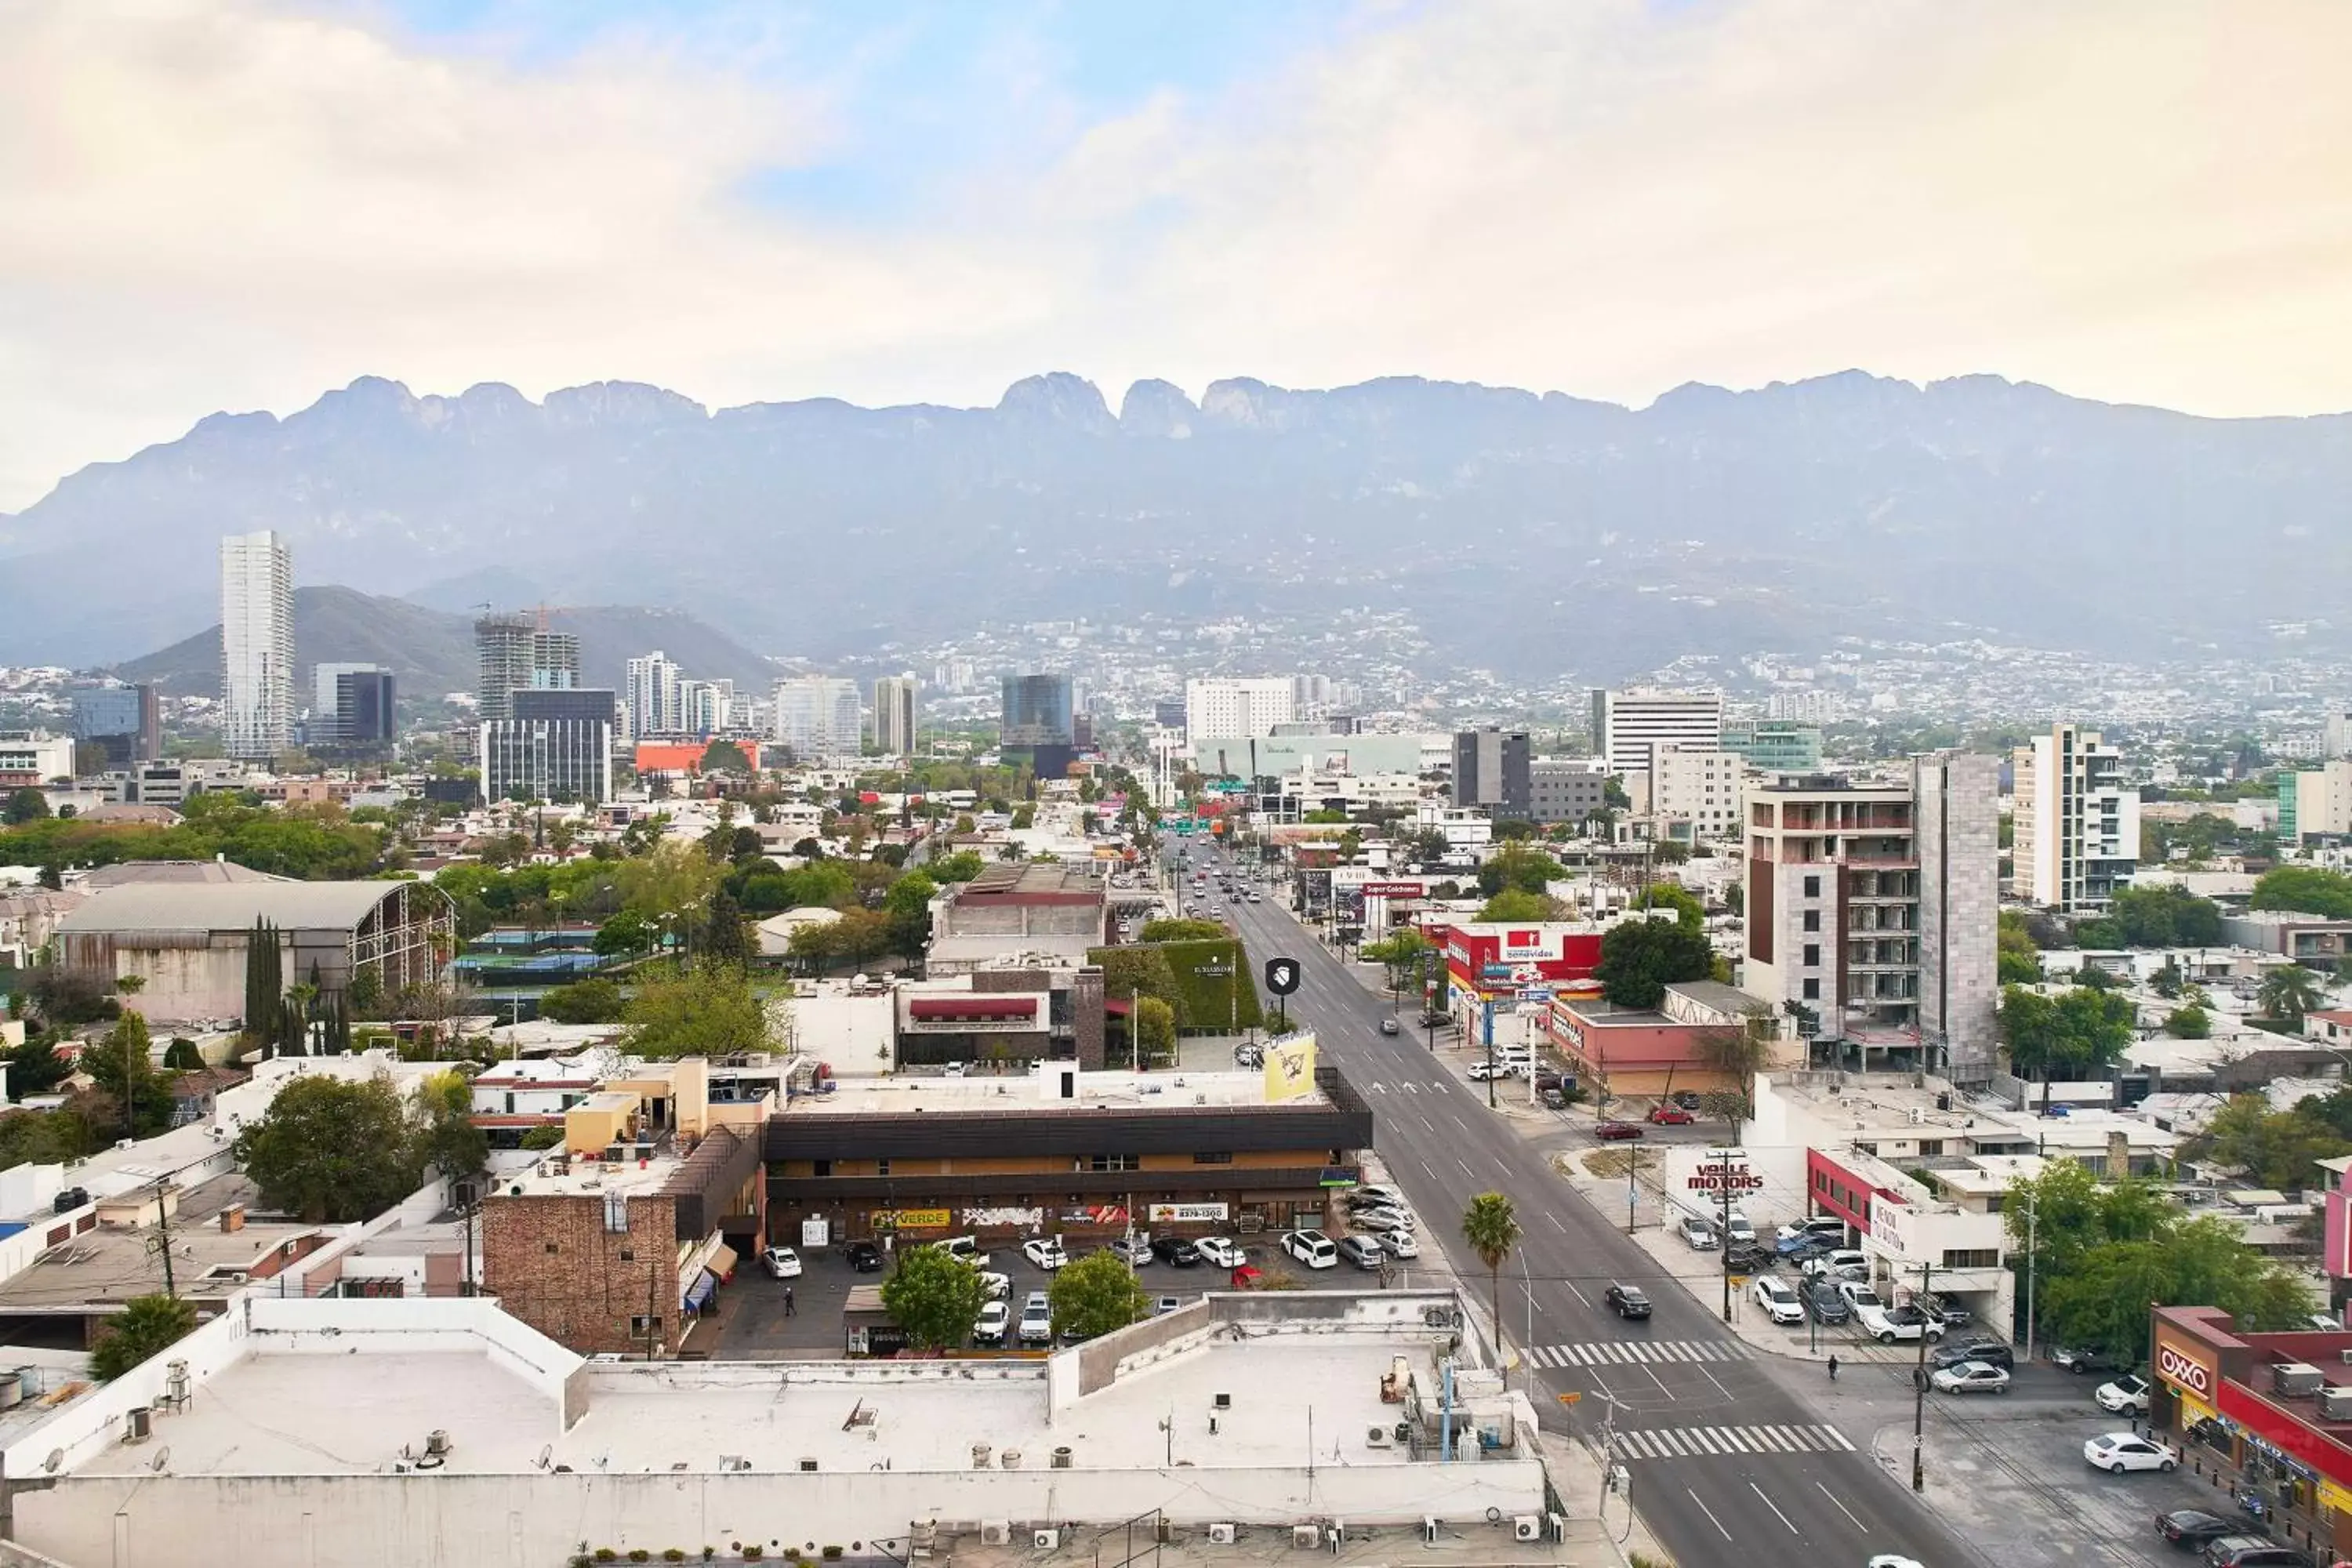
xmin=2153 ymin=1305 xmax=2352 ymax=1559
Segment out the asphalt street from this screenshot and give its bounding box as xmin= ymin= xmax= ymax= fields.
xmin=1173 ymin=836 xmax=1980 ymax=1568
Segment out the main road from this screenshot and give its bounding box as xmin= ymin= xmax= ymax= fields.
xmin=1172 ymin=836 xmax=1976 ymax=1568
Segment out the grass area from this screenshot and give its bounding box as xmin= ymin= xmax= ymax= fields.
xmin=1089 ymin=935 xmax=1264 ymax=1033
xmin=1580 ymin=1149 xmax=1658 ymax=1181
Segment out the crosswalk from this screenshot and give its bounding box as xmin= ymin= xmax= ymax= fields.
xmin=1526 ymin=1339 xmax=1753 ymax=1368
xmin=1607 ymin=1423 xmax=1857 ymax=1460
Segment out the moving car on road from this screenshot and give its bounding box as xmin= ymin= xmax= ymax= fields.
xmin=1595 ymin=1120 xmax=1645 ymax=1141
xmin=760 ymin=1246 xmax=802 ymax=1279
xmin=1929 ymin=1360 xmax=2012 ymax=1395
xmin=1379 ymin=1018 xmax=1400 ymax=1035
xmin=1646 ymin=1104 xmax=1693 ymax=1125
xmin=2084 ymin=1432 xmax=2179 ymax=1473
xmin=1857 ymin=1302 xmax=1945 ymax=1343
xmin=1604 ymin=1283 xmax=1652 ymax=1319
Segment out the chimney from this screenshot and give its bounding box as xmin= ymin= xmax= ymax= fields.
xmin=2107 ymin=1130 xmax=2130 ymax=1180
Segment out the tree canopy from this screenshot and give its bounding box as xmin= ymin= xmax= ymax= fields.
xmin=231 ymin=1074 xmax=428 ymax=1223
xmin=880 ymin=1245 xmax=989 ymax=1350
xmin=1048 ymin=1249 xmax=1152 ymax=1341
xmin=1477 ymin=844 xmax=1566 ymax=898
xmin=621 ymin=962 xmax=779 ymax=1058
xmin=1593 ymin=916 xmax=1716 ymax=1009
xmin=1997 ymin=910 xmax=2044 ymax=985
xmin=1476 ymin=888 xmax=1556 ymax=923
xmin=2252 ymin=866 xmax=2352 ymax=920
xmin=91 ymin=1294 xmax=198 ymax=1380
xmin=1998 ymin=984 xmax=2136 ymax=1094
xmin=1632 ymin=880 xmax=1704 ymax=932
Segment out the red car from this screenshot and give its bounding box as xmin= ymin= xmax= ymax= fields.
xmin=1646 ymin=1105 xmax=1694 ymax=1125
xmin=1229 ymin=1265 xmax=1266 ymax=1290
xmin=1595 ymin=1121 xmax=1646 ymax=1141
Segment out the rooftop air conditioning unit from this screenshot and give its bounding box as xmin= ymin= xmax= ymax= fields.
xmin=1513 ymin=1516 xmax=1541 ymax=1544
xmin=1546 ymin=1514 xmax=1568 ymax=1544
xmin=1033 ymin=1530 xmax=1060 ymax=1551
xmin=1290 ymin=1526 xmax=1321 ymax=1551
xmin=981 ymin=1523 xmax=1011 ymax=1547
xmin=1420 ymin=1519 xmax=1439 ymax=1546
xmin=1207 ymin=1524 xmax=1237 ymax=1545
xmin=2320 ymin=1386 xmax=2352 ymax=1422
xmin=1364 ymin=1426 xmax=1391 ymax=1448
xmin=2274 ymin=1363 xmax=2325 ymax=1398
xmin=122 ymin=1406 xmax=152 ymax=1443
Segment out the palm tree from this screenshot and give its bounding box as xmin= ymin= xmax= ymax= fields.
xmin=2259 ymin=964 xmax=2325 ymax=1027
xmin=1461 ymin=1192 xmax=1523 ymax=1363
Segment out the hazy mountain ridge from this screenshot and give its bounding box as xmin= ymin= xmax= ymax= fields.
xmin=7 ymin=368 xmax=2350 ymax=673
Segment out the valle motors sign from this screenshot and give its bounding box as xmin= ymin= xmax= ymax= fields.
xmin=1687 ymin=1149 xmax=1765 ymax=1196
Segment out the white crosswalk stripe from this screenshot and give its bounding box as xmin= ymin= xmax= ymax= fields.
xmin=1607 ymin=1423 xmax=1857 ymax=1461
xmin=1526 ymin=1339 xmax=1754 ymax=1368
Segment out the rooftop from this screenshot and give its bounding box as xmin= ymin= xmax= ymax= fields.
xmin=497 ymin=1134 xmax=687 ymax=1199
xmin=794 ymin=1066 xmax=1318 ymax=1116
xmin=0 ymin=1174 xmax=325 ymax=1314
xmin=952 ymin=863 xmax=1106 ymax=905
xmin=56 ymin=880 xmax=441 ymax=935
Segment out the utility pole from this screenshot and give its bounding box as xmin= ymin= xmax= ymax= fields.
xmin=2024 ymin=1192 xmax=2038 ymax=1363
xmin=1911 ymin=1261 xmax=1933 ymax=1494
xmin=153 ymin=1178 xmax=176 ymax=1299
xmin=1719 ymin=1151 xmax=1734 ymax=1324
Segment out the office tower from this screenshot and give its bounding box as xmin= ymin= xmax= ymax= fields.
xmin=1721 ymin=720 xmax=1824 ymax=775
xmin=1915 ymin=751 xmax=2000 ymax=1086
xmin=1000 ymin=673 xmax=1075 ymax=746
xmin=1646 ymin=745 xmax=1745 ymax=840
xmin=474 ymin=615 xmax=579 ymax=722
xmin=1588 ymin=687 xmax=1723 ymax=776
xmin=71 ymin=684 xmax=162 ymax=764
xmin=1450 ymin=728 xmax=1531 ymax=816
xmin=1528 ymin=757 xmax=1608 ymax=824
xmin=625 ymin=652 xmax=684 ymax=738
xmin=873 ymin=677 xmax=918 ymax=756
xmin=772 ymin=677 xmax=862 ymax=758
xmin=2013 ymin=724 xmax=2140 ymax=912
xmin=220 ymin=531 xmax=293 ymax=762
xmin=1185 ymin=677 xmax=1295 ymax=741
xmin=1152 ymin=699 xmax=1187 ymax=730
xmin=479 ymin=689 xmax=616 ymax=804
xmin=311 ymin=663 xmax=395 ymax=750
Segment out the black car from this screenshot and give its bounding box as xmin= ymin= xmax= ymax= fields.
xmin=1149 ymin=1236 xmax=1202 ymax=1267
xmin=844 ymin=1240 xmax=884 ymax=1272
xmin=1804 ymin=1282 xmax=1850 ymax=1324
xmin=2157 ymin=1511 xmax=2250 ymax=1548
xmin=2053 ymin=1344 xmax=2120 ymax=1374
xmin=1604 ymin=1283 xmax=1651 ymax=1319
xmin=1722 ymin=1241 xmax=1771 ymax=1272
xmin=1930 ymin=1338 xmax=2016 ymax=1372
xmin=1671 ymin=1090 xmax=1702 ymax=1110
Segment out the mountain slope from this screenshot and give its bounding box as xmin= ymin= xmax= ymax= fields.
xmin=12 ymin=369 xmax=2350 ymax=673
xmin=112 ymin=586 xmax=776 ymax=700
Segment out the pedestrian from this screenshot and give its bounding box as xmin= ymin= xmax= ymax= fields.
xmin=784 ymin=1287 xmax=795 ymax=1318
xmin=1827 ymin=1353 xmax=1838 ymax=1381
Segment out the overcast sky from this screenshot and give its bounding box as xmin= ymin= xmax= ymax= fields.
xmin=4 ymin=0 xmax=2349 ymax=511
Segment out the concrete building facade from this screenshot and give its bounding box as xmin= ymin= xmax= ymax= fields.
xmin=1450 ymin=727 xmax=1530 ymax=817
xmin=1644 ymin=745 xmax=1746 ymax=840
xmin=1527 ymin=757 xmax=1609 ymax=824
xmin=772 ymin=676 xmax=862 ymax=760
xmin=1184 ymin=677 xmax=1294 ymax=741
xmin=219 ymin=529 xmax=293 ymax=762
xmin=2014 ymin=723 xmax=2140 ymax=911
xmin=872 ymin=675 xmax=917 ymax=755
xmin=1589 ymin=687 xmax=1723 ymax=776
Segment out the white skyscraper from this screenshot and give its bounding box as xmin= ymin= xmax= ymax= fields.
xmin=873 ymin=676 xmax=918 ymax=756
xmin=625 ymin=652 xmax=684 ymax=738
xmin=1185 ymin=677 xmax=1295 ymax=740
xmin=1589 ymin=687 xmax=1724 ymax=775
xmin=773 ymin=677 xmax=862 ymax=758
xmin=220 ymin=531 xmax=293 ymax=761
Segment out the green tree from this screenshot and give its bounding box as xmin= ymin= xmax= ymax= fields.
xmin=2150 ymin=962 xmax=2185 ymax=1000
xmin=622 ymin=963 xmax=778 ymax=1058
xmin=883 ymin=872 xmax=938 ymax=958
xmin=412 ymin=1070 xmax=488 ymax=1185
xmin=6 ymin=1035 xmax=72 ymax=1095
xmin=2259 ymin=964 xmax=2325 ymax=1026
xmin=1997 ymin=910 xmax=2045 ymax=985
xmin=242 ymin=919 xmax=283 ymax=1055
xmin=1998 ymin=984 xmax=2135 ymax=1110
xmin=593 ymin=910 xmax=658 ymax=958
xmin=2252 ymin=866 xmax=2352 ymax=920
xmin=2107 ymin=884 xmax=2224 ymax=948
xmin=1359 ymin=929 xmax=1436 ymax=1001
xmin=699 ymin=890 xmax=751 ymax=970
xmin=1593 ymin=917 xmax=1715 ymax=1009
xmin=1132 ymin=995 xmax=1177 ymax=1067
xmin=2198 ymin=1094 xmax=2351 ymax=1189
xmin=1138 ymin=918 xmax=1229 ymax=943
xmin=3 ymin=788 xmax=49 ymax=825
xmin=2163 ymin=1004 xmax=2212 ymax=1039
xmin=540 ymin=978 xmax=626 ymax=1025
xmin=1047 ymin=1249 xmax=1152 ymax=1341
xmin=89 ymin=1294 xmax=198 ymax=1380
xmin=880 ymin=1245 xmax=989 ymax=1350
xmin=700 ymin=739 xmax=753 ymax=777
xmin=1477 ymin=844 xmax=1566 ymax=898
xmin=85 ymin=1011 xmax=172 ymax=1138
xmin=162 ymin=1037 xmax=205 ymax=1072
xmin=1461 ymin=1192 xmax=1523 ymax=1363
xmin=1010 ymin=805 xmax=1036 ymax=831
xmin=1633 ymin=881 xmax=1704 ymax=931
xmin=1694 ymin=1014 xmax=1777 ymax=1142
xmin=829 ymin=908 xmax=892 ymax=968
xmin=931 ymin=850 xmax=985 ymax=883
xmin=232 ymin=1075 xmax=421 ymax=1222
xmin=1477 ymin=888 xmax=1555 ymax=923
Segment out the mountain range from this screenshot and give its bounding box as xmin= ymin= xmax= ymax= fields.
xmin=114 ymin=586 xmax=777 ymax=702
xmin=6 ymin=368 xmax=2349 ymax=676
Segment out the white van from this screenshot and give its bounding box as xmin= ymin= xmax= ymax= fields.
xmin=1283 ymin=1229 xmax=1338 ymax=1269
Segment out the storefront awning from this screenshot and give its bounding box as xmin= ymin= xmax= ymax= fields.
xmin=683 ymin=1269 xmax=718 ymax=1313
xmin=908 ymin=996 xmax=1037 ymax=1021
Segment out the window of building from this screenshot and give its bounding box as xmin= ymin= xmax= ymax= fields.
xmin=813 ymin=1160 xmax=833 ymax=1177
xmin=1802 ymin=874 xmax=1821 ymax=898
xmin=503 ymin=1092 xmax=515 ymax=1114
xmin=544 ymin=1241 xmax=559 ymax=1254
xmin=1802 ymin=910 xmax=1820 ymax=932
xmin=1802 ymin=944 xmax=1820 ymax=967
xmin=630 ymin=1315 xmax=662 ymax=1338
xmin=1193 ymin=1152 xmax=1233 ymax=1165
xmin=619 ymin=1248 xmax=633 ymax=1262
xmin=603 ymin=1192 xmax=629 ymax=1233
xmin=1917 ymin=1141 xmax=1944 ymax=1157
xmin=1802 ymin=978 xmax=1820 ymax=1000
xmin=875 ymin=1160 xmax=891 ymax=1178
xmin=1088 ymin=1154 xmax=1140 ymax=1173
xmin=1940 ymin=1248 xmax=1998 ymax=1269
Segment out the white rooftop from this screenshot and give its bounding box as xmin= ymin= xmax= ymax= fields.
xmin=798 ymin=1067 xmax=1314 ymax=1115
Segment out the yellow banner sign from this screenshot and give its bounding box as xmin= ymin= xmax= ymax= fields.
xmin=873 ymin=1209 xmax=951 ymax=1231
xmin=1263 ymin=1035 xmax=1318 ymax=1102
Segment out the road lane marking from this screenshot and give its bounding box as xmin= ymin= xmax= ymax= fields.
xmin=1610 ymin=1424 xmax=1857 ymax=1459
xmin=1640 ymin=1363 xmax=1676 ymax=1401
xmin=1456 ymin=1158 xmax=1476 ymax=1179
xmin=1814 ymin=1480 xmax=1867 ymax=1532
xmin=1748 ymin=1482 xmax=1799 ymax=1534
xmin=1546 ymin=1214 xmax=1569 ymax=1233
xmin=1683 ymin=1489 xmax=1733 ymax=1541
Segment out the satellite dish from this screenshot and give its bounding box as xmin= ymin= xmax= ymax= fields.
xmin=536 ymin=1444 xmax=553 ymax=1470
xmin=42 ymin=1449 xmax=63 ymax=1474
xmin=151 ymin=1446 xmax=171 ymax=1472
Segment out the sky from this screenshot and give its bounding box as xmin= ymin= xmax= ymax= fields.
xmin=4 ymin=0 xmax=2350 ymax=510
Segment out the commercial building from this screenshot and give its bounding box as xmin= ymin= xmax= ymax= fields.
xmin=219 ymin=529 xmax=293 ymax=761
xmin=2224 ymin=910 xmax=2352 ymax=967
xmin=1528 ymin=757 xmax=1609 ymax=824
xmin=1450 ymin=728 xmax=1531 ymax=817
xmin=872 ymin=674 xmax=917 ymax=755
xmin=925 ymin=862 xmax=1114 ymax=974
xmin=69 ymin=683 xmax=162 ymax=764
xmin=474 ymin=613 xmax=579 ymax=722
xmin=2013 ymin=723 xmax=2140 ymax=911
xmin=1642 ymin=745 xmax=1745 ymax=841
xmin=1185 ymin=677 xmax=1295 ymax=742
xmin=310 ymin=662 xmax=395 ymax=750
xmin=1722 ymin=720 xmax=1824 ymax=775
xmin=1741 ymin=756 xmax=1999 ymax=1081
xmin=1590 ymin=686 xmax=1722 ymax=776
xmin=625 ymin=651 xmax=685 ymax=739
xmin=771 ymin=675 xmax=861 ymax=760
xmin=0 ymin=731 xmax=74 ymax=789
xmin=765 ymin=1055 xmax=1371 ymax=1250
xmin=1546 ymin=980 xmax=1795 ymax=1102
xmin=892 ymin=967 xmax=1107 ymax=1070
xmin=2282 ymin=760 xmax=2352 ymax=843
xmin=677 ymin=677 xmax=735 ymax=737
xmin=479 ymin=688 xmax=617 ymax=804
xmin=53 ymin=880 xmax=455 ymax=1025
xmin=1000 ymin=670 xmax=1077 ymax=778
xmin=1151 ymin=697 xmax=1186 ymax=729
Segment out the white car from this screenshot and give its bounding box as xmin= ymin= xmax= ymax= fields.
xmin=972 ymin=1300 xmax=1011 ymax=1345
xmin=2095 ymin=1374 xmax=2153 ymax=1415
xmin=1283 ymin=1229 xmax=1338 ymax=1269
xmin=2082 ymin=1432 xmax=2178 ymax=1474
xmin=760 ymin=1245 xmax=802 ymax=1279
xmin=1804 ymin=1249 xmax=1867 ymax=1279
xmin=1867 ymin=1558 xmax=1926 ymax=1568
xmin=1929 ymin=1360 xmax=2011 ymax=1396
xmin=1377 ymin=1228 xmax=1420 ymax=1259
xmin=1103 ymin=1236 xmax=1152 ymax=1265
xmin=1194 ymin=1236 xmax=1246 ymax=1269
xmin=1679 ymin=1216 xmax=1719 ymax=1250
xmin=1751 ymin=1276 xmax=1804 ymax=1324
xmin=1838 ymin=1279 xmax=1884 ymax=1312
xmin=935 ymin=1235 xmax=991 ymax=1269
xmin=1352 ymin=1185 xmax=1406 ymax=1207
xmin=977 ymin=1270 xmax=1011 ymax=1299
xmin=1466 ymin=1062 xmax=1507 ymax=1081
xmin=1856 ymin=1303 xmax=1944 ymax=1344
xmin=1722 ymin=1210 xmax=1757 ymax=1245
xmin=1022 ymin=1237 xmax=1068 ymax=1271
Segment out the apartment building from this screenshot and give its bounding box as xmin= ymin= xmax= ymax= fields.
xmin=1528 ymin=757 xmax=1609 ymax=824
xmin=873 ymin=675 xmax=918 ymax=755
xmin=1185 ymin=677 xmax=1294 ymax=741
xmin=474 ymin=614 xmax=579 ymax=723
xmin=2013 ymin=723 xmax=2140 ymax=911
xmin=2281 ymin=759 xmax=2352 ymax=842
xmin=1589 ymin=687 xmax=1723 ymax=776
xmin=219 ymin=530 xmax=293 ymax=762
xmin=772 ymin=676 xmax=862 ymax=760
xmin=625 ymin=652 xmax=685 ymax=739
xmin=1645 ymin=745 xmax=1745 ymax=840
xmin=1450 ymin=727 xmax=1531 ymax=817
xmin=1741 ymin=755 xmax=1999 ymax=1081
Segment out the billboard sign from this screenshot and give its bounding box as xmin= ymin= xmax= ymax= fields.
xmin=1148 ymin=1203 xmax=1230 ymax=1224
xmin=1359 ymin=882 xmax=1424 ymax=897
xmin=1686 ymin=1151 xmax=1765 ymax=1195
xmin=1263 ymin=1034 xmax=1319 ymax=1102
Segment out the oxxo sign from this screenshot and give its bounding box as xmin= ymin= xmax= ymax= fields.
xmin=2157 ymin=1342 xmax=2215 ymax=1398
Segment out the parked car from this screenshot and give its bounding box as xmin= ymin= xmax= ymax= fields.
xmin=1837 ymin=1279 xmax=1882 ymax=1312
xmin=1646 ymin=1105 xmax=1694 ymax=1125
xmin=1379 ymin=1018 xmax=1400 ymax=1035
xmin=1929 ymin=1361 xmax=2012 ymax=1395
xmin=1229 ymin=1265 xmax=1265 ymax=1289
xmin=1194 ymin=1236 xmax=1245 ymax=1269
xmin=1776 ymin=1215 xmax=1848 ymax=1247
xmin=1348 ymin=1207 xmax=1414 ymax=1235
xmin=760 ymin=1245 xmax=802 ymax=1279
xmin=1930 ymin=1338 xmax=2015 ymax=1372
xmin=1283 ymin=1229 xmax=1338 ymax=1269
xmin=2201 ymin=1541 xmax=2307 ymax=1568
xmin=977 ymin=1271 xmax=1012 ymax=1299
xmin=2083 ymin=1432 xmax=2180 ymax=1474
xmin=1467 ymin=1061 xmax=1508 ymax=1081
xmin=1153 ymin=1296 xmax=1184 ymax=1317
xmin=1671 ymin=1090 xmax=1703 ymax=1109
xmin=844 ymin=1240 xmax=884 ymax=1272
xmin=2097 ymin=1374 xmax=2154 ymax=1415
xmin=1858 ymin=1303 xmax=1944 ymax=1344
xmin=1805 ymin=1282 xmax=1851 ymax=1324
xmin=1377 ymin=1227 xmax=1419 ymax=1259
xmin=1103 ymin=1235 xmax=1152 ymax=1265
xmin=1917 ymin=1291 xmax=1973 ymax=1327
xmin=1022 ymin=1236 xmax=1069 ymax=1271
xmin=1149 ymin=1236 xmax=1203 ymax=1268
xmin=1595 ymin=1121 xmax=1646 ymax=1141
xmin=1679 ymin=1216 xmax=1719 ymax=1250
xmin=1348 ymin=1185 xmax=1407 ymax=1209
xmin=1018 ymin=1291 xmax=1054 ymax=1346
xmin=1604 ymin=1283 xmax=1652 ymax=1319
xmin=973 ymin=1300 xmax=1011 ymax=1346
xmin=2155 ymin=1510 xmax=2245 ymax=1548
xmin=1722 ymin=1210 xmax=1756 ymax=1245
xmin=2055 ymin=1344 xmax=2122 ymax=1374
xmin=1751 ymin=1276 xmax=1805 ymax=1325
xmin=1803 ymin=1249 xmax=1868 ymax=1280
xmin=1723 ymin=1241 xmax=1771 ymax=1272
xmin=1336 ymin=1234 xmax=1385 ymax=1269
xmin=936 ymin=1235 xmax=991 ymax=1269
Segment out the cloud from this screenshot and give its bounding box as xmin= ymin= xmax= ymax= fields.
xmin=2 ymin=0 xmax=2349 ymax=512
